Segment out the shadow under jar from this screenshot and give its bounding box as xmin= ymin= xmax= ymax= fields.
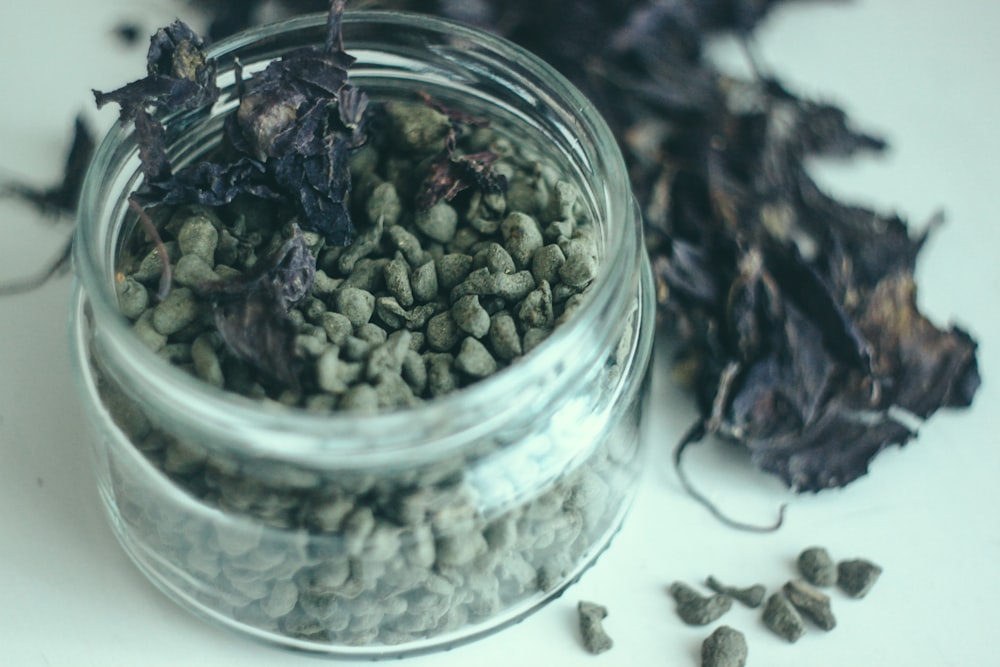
xmin=71 ymin=10 xmax=655 ymax=657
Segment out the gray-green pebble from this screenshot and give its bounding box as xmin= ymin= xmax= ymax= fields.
xmin=701 ymin=625 xmax=747 ymax=667
xmin=577 ymin=601 xmax=613 ymax=655
xmin=798 ymin=546 xmax=837 ymax=587
xmin=177 ymin=214 xmax=219 ymax=263
xmin=783 ymin=579 xmax=836 ymax=631
xmin=335 ymin=288 xmax=376 ymax=328
xmin=837 ymin=558 xmax=882 ymax=598
xmin=152 ymin=287 xmax=200 ymax=336
xmin=762 ymin=592 xmax=806 ymax=643
xmin=668 ymin=582 xmax=733 ymax=626
xmin=454 ymin=337 xmax=497 ymax=378
xmin=451 ymin=295 xmax=491 ymax=338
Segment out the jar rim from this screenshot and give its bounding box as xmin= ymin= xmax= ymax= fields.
xmin=74 ymin=9 xmax=642 ymax=465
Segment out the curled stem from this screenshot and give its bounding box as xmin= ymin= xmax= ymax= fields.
xmin=673 ymin=419 xmax=787 ymax=533
xmin=128 ymin=196 xmax=171 ymax=301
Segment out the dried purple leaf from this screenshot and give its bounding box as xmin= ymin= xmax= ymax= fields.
xmin=137 ymin=0 xmax=979 ymax=482
xmin=93 ymin=20 xmax=218 ymax=121
xmin=204 ymin=225 xmax=315 ymax=386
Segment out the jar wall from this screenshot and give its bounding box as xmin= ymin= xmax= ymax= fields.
xmin=71 ymin=11 xmax=655 ymax=657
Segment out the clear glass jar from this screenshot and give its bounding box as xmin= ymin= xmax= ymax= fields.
xmin=71 ymin=10 xmax=654 ymax=657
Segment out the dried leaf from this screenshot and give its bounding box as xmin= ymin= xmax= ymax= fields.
xmin=157 ymin=0 xmax=982 ymax=492
xmin=205 ymin=225 xmax=315 ymax=386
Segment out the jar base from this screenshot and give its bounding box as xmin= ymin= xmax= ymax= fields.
xmin=98 ymin=480 xmax=636 ymax=658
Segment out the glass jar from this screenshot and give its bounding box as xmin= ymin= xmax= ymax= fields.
xmin=71 ymin=10 xmax=654 ymax=657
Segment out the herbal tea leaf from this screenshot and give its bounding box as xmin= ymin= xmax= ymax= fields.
xmin=205 ymin=225 xmax=315 ymax=386
xmin=93 ymin=20 xmax=219 ymax=121
xmin=167 ymin=0 xmax=980 ymax=492
xmin=94 ymin=20 xmax=220 ymax=182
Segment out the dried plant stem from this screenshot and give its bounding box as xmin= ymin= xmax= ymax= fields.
xmin=673 ymin=419 xmax=787 ymax=532
xmin=128 ymin=196 xmax=171 ymax=301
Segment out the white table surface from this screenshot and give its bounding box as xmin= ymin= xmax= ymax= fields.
xmin=2 ymin=1 xmax=997 ymax=664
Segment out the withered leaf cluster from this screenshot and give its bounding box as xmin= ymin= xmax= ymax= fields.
xmin=3 ymin=0 xmax=978 ymax=496
xmin=237 ymin=0 xmax=982 ymax=493
xmin=95 ymin=1 xmax=367 ymax=246
xmin=93 ymin=1 xmax=366 ymax=383
xmin=205 ymin=225 xmax=316 ymax=387
xmin=87 ymin=0 xmax=982 ymax=492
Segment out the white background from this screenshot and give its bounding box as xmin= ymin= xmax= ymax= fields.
xmin=1 ymin=1 xmax=997 ymax=664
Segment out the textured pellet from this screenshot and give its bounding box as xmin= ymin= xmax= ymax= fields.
xmin=762 ymin=592 xmax=806 ymax=643
xmin=355 ymin=322 xmax=388 ymax=347
xmin=500 ymin=211 xmax=544 ymax=269
xmin=174 ymin=254 xmax=220 ymax=292
xmin=319 ymin=311 xmax=353 ymax=346
xmin=384 ymin=100 xmax=451 ymax=154
xmin=704 ymin=576 xmax=765 ymax=609
xmin=339 ymin=384 xmax=379 ymax=412
xmin=373 ymin=373 xmax=417 ymax=408
xmin=837 ymin=558 xmax=882 ymax=598
xmin=401 ymin=350 xmax=427 ymax=394
xmin=435 ymin=253 xmax=473 ymax=291
xmin=387 ymin=225 xmax=428 ymax=267
xmin=366 ymin=181 xmax=402 ymax=226
xmin=668 ymin=582 xmax=732 ymax=626
xmin=384 ymin=257 xmax=414 ymax=308
xmin=335 ymin=287 xmax=376 ymax=328
xmin=340 ymin=214 xmax=384 ymax=274
xmin=426 ymin=353 xmax=458 ymax=397
xmin=312 ymin=269 xmax=341 ymax=295
xmin=488 ymin=313 xmax=522 ymax=361
xmin=191 ymin=334 xmax=224 ymax=388
xmin=409 ymin=261 xmax=438 ymax=303
xmin=375 ymin=296 xmax=407 ymax=329
xmin=177 ymin=214 xmax=219 ymax=263
xmin=132 ymin=241 xmax=178 ymax=283
xmin=783 ymin=580 xmax=836 ymax=631
xmin=558 ymin=234 xmax=598 ymax=288
xmin=577 ymin=600 xmax=613 ymax=654
xmin=116 ymin=276 xmax=149 ymax=319
xmin=455 ymin=337 xmax=497 ymax=378
xmin=317 ymin=347 xmax=360 ymax=394
xmin=414 ymin=201 xmax=458 ymax=243
xmin=543 ymin=180 xmax=579 ymax=224
xmin=531 ymin=243 xmax=566 ymax=286
xmin=517 ymin=280 xmax=554 ymax=329
xmin=426 ymin=311 xmax=460 ymax=352
xmin=435 ymin=532 xmax=488 ymax=567
xmin=366 ymin=330 xmax=411 ymax=380
xmin=701 ymin=625 xmax=747 ymax=667
xmin=451 ymin=295 xmax=491 ymax=338
xmin=263 ymin=580 xmax=299 ymax=619
xmin=798 ymin=546 xmax=836 ymax=587
xmin=482 ymin=242 xmax=515 ymax=274
xmin=152 ymin=287 xmax=200 ymax=336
